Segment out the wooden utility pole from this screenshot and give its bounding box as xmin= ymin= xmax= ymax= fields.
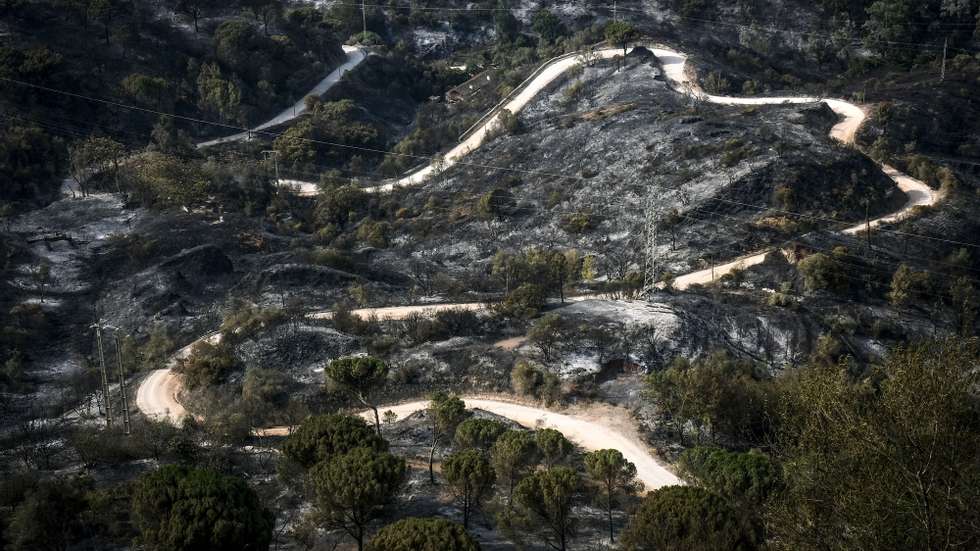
xmin=940 ymin=37 xmax=948 ymax=82
xmin=361 ymin=0 xmax=367 ymax=39
xmin=865 ymin=199 xmax=873 ymax=257
xmin=262 ymin=150 xmax=280 ymax=184
xmin=114 ymin=333 xmax=131 ymax=435
xmin=93 ymin=321 xmax=113 ymax=428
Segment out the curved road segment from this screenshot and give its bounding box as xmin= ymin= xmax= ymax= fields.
xmin=136 ymin=42 xmax=941 ymax=490
xmin=196 ymin=45 xmax=367 ymax=149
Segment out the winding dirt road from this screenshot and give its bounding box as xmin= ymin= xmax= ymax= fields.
xmin=136 ymin=41 xmax=941 ymax=488
xmin=196 ymin=45 xmax=367 ymax=150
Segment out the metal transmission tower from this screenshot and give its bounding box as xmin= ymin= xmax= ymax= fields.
xmin=114 ymin=333 xmax=132 ymax=435
xmin=91 ymin=320 xmax=113 ymax=428
xmin=642 ymin=186 xmax=689 ymax=298
xmin=641 ymin=193 xmax=661 ymax=297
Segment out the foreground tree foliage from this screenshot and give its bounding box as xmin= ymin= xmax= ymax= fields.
xmin=325 ymin=355 xmax=389 ymax=435
xmin=281 ymin=413 xmax=386 ymax=468
xmin=131 ymin=465 xmax=273 ymax=551
xmin=490 ymin=430 xmax=539 ymax=507
xmin=176 ymin=340 xmax=239 ymax=389
xmin=535 ymin=428 xmax=573 ymax=467
xmin=769 ymin=338 xmax=980 ymax=551
xmin=645 ymin=351 xmax=771 ymax=446
xmin=366 ymin=517 xmax=480 ymax=551
xmin=621 ymin=485 xmax=761 ymax=551
xmin=3 ymin=477 xmax=89 ymax=551
xmin=453 ymin=418 xmax=508 ymax=451
xmin=678 ymin=447 xmax=779 ymax=507
xmin=310 ymin=447 xmax=406 ymax=551
xmin=443 ymin=449 xmax=495 ymax=529
xmin=584 ymin=448 xmax=643 ymax=543
xmin=514 ymin=467 xmax=580 ymax=551
xmin=0 ymin=125 xmax=67 ymax=204
xmin=428 ymin=392 xmax=469 ymax=484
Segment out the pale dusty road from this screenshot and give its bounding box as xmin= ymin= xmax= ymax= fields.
xmin=308 ymin=302 xmax=486 ymax=320
xmin=648 ymin=46 xmax=936 ymax=290
xmin=258 ymin=397 xmax=681 ymax=490
xmin=136 ymin=41 xmax=941 ymax=483
xmin=196 ymin=45 xmax=367 ymax=149
xmin=135 ymin=332 xmax=221 ymax=424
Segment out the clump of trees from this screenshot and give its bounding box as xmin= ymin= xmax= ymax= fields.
xmin=0 ymin=125 xmax=67 ymax=204
xmin=621 ymin=485 xmax=761 ymax=551
xmin=491 ymin=248 xmax=583 ymax=318
xmin=325 ymin=355 xmax=390 ymax=435
xmin=177 ymin=340 xmax=240 ymax=389
xmin=366 ymin=517 xmax=479 ymax=551
xmin=646 ymin=351 xmax=772 ymax=447
xmin=132 ymin=465 xmax=274 ymax=550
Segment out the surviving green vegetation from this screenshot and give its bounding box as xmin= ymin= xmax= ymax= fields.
xmin=2 ymin=0 xmax=980 ymax=550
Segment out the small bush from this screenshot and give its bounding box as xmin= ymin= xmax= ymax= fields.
xmin=511 ymin=360 xmax=561 ymax=404
xmin=177 ymin=341 xmax=239 ymax=389
xmin=559 ymin=212 xmax=595 ymax=234
xmin=495 ymin=284 xmax=547 ymax=320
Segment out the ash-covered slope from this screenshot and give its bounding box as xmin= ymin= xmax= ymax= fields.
xmin=383 ymin=49 xmax=898 ymax=280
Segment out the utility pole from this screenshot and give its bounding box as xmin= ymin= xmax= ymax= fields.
xmin=865 ymin=199 xmax=873 ymax=258
xmin=92 ymin=321 xmax=113 ymax=428
xmin=940 ymin=37 xmax=948 ymax=82
xmin=262 ymin=150 xmax=280 ymax=184
xmin=642 ymin=193 xmax=660 ymax=297
xmin=361 ymin=0 xmax=367 ymax=40
xmin=613 ymin=0 xmax=618 ymax=21
xmin=114 ymin=333 xmax=131 ymax=435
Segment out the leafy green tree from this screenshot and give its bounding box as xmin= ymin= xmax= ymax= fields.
xmin=132 ymin=465 xmax=273 ymax=551
xmin=888 ymin=263 xmax=930 ymax=306
xmin=476 ymin=188 xmax=516 ymax=219
xmin=69 ymin=135 xmax=125 ymax=195
xmin=121 ymin=73 xmax=170 ymax=108
xmin=131 ymin=152 xmax=210 ymax=208
xmin=490 ymin=430 xmax=539 ymax=507
xmin=325 ymin=355 xmax=389 ymax=435
xmin=620 ymin=486 xmax=760 ymax=551
xmin=443 ymin=450 xmax=495 ymax=528
xmin=314 ymin=184 xmax=370 ymax=228
xmin=528 ymin=313 xmax=564 ymax=362
xmin=863 ymin=0 xmax=920 ymax=61
xmin=367 ymin=517 xmax=480 ymax=551
xmin=769 ymin=338 xmax=980 ymax=551
xmin=646 ymin=352 xmax=771 ymax=446
xmin=678 ymin=447 xmax=779 ymax=507
xmin=496 ymin=283 xmax=547 ymax=319
xmin=514 ymin=467 xmax=580 ymax=551
xmin=281 ymin=413 xmax=386 ymax=468
xmin=176 ymin=340 xmax=239 ymax=389
xmin=4 ymin=479 xmax=88 ymax=551
xmin=174 ymin=0 xmax=217 ymax=32
xmin=0 ymin=125 xmax=66 ymax=203
xmin=949 ymin=276 xmax=978 ymax=336
xmin=531 ymin=9 xmax=566 ymax=42
xmin=797 ymin=248 xmax=849 ymax=294
xmin=585 ymin=449 xmax=643 ymax=543
xmin=604 ymin=21 xmax=639 ymax=57
xmin=428 ymin=392 xmax=469 ymax=484
xmin=511 ymin=360 xmax=561 ymax=404
xmin=535 ymin=428 xmax=573 ymax=467
xmin=196 ymin=62 xmax=244 ymax=125
xmin=310 ymin=447 xmax=406 ymax=551
xmin=240 ymin=0 xmax=279 ymax=34
xmin=454 ymin=418 xmax=508 ymax=452
xmin=494 ymin=10 xmax=520 ymax=42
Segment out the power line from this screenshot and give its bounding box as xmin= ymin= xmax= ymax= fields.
xmin=6 ymin=43 xmax=973 ymax=262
